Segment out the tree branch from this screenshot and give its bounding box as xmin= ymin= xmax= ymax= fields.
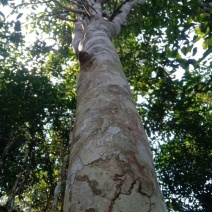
xmin=0 ymin=131 xmax=17 ymax=169
xmin=80 ymin=0 xmax=92 ymax=17
xmin=109 ymin=0 xmax=146 ymax=21
xmin=52 ymin=0 xmax=86 ymax=15
xmin=110 ymin=0 xmax=146 ymax=35
xmin=109 ymin=0 xmax=130 ymax=21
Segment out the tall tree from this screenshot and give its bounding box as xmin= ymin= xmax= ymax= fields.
xmin=1 ymin=0 xmax=211 ymax=211
xmin=61 ymin=0 xmax=167 ymax=211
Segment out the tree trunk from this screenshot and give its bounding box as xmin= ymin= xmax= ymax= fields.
xmin=64 ymin=14 xmax=167 ymax=212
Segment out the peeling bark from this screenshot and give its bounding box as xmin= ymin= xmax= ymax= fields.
xmin=64 ymin=0 xmax=167 ymax=211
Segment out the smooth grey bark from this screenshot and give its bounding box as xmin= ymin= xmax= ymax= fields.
xmin=63 ymin=1 xmax=167 ymax=211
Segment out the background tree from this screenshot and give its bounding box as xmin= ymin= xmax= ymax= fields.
xmin=0 ymin=0 xmax=211 ymax=211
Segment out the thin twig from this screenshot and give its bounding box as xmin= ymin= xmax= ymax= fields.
xmin=80 ymin=0 xmax=92 ymax=17
xmin=55 ymin=15 xmax=77 ymax=22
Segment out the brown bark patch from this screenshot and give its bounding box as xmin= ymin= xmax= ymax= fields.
xmin=116 ymin=151 xmax=154 ymax=197
xmin=75 ymin=175 xmax=102 ymax=196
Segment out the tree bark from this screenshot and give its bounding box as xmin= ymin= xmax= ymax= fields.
xmin=63 ymin=13 xmax=167 ymax=212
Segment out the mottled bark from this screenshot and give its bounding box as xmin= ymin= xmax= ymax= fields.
xmin=64 ymin=0 xmax=167 ymax=211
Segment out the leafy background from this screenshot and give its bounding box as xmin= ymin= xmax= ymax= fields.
xmin=0 ymin=0 xmax=211 ymax=211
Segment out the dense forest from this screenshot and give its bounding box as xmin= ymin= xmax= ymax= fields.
xmin=0 ymin=0 xmax=211 ymax=211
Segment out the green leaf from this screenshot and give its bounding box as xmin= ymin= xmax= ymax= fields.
xmin=187 ymin=17 xmax=192 ymax=24
xmin=16 ymin=13 xmax=23 ymax=19
xmin=199 ymin=13 xmax=206 ymax=22
xmin=192 ymin=47 xmax=197 ymax=56
xmin=207 ymin=37 xmax=212 ymax=46
xmin=14 ymin=21 xmax=21 ymax=31
xmin=181 ymin=46 xmax=192 ymax=56
xmin=202 ymin=40 xmax=208 ymax=50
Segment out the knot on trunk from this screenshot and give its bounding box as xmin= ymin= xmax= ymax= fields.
xmin=79 ymin=51 xmax=92 ymax=65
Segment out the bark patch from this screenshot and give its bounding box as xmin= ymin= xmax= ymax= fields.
xmin=85 ymin=208 xmax=97 ymax=212
xmin=76 ymin=175 xmax=102 ymax=196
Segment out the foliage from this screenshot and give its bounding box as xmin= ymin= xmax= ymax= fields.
xmin=0 ymin=0 xmax=211 ymax=211
xmin=0 ymin=3 xmax=76 ymax=209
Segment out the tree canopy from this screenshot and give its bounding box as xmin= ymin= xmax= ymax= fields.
xmin=0 ymin=0 xmax=211 ymax=211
